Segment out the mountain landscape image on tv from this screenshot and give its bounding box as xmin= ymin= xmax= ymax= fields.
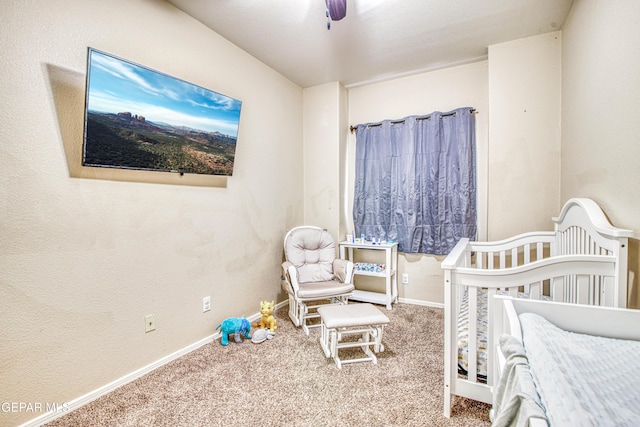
xmin=82 ymin=48 xmax=242 ymax=176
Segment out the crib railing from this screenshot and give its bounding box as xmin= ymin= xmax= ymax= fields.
xmin=465 ymin=231 xmax=555 ymax=269
xmin=455 ymin=224 xmax=621 ymax=304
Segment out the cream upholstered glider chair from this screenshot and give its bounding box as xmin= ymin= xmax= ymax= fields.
xmin=281 ymin=226 xmax=355 ymax=335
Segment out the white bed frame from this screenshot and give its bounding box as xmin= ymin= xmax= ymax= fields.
xmin=442 ymin=198 xmax=633 ymax=417
xmin=492 ymin=296 xmax=640 ymax=427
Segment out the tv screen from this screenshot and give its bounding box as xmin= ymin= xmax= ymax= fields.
xmin=82 ymin=48 xmax=242 ymax=176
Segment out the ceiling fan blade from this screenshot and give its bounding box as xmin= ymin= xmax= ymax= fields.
xmin=326 ymin=0 xmax=347 ymax=21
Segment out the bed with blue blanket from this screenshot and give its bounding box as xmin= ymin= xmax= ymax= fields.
xmin=492 ymin=296 xmax=640 ymax=427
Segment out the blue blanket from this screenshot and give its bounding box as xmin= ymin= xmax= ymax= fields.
xmin=492 ymin=334 xmax=547 ymax=427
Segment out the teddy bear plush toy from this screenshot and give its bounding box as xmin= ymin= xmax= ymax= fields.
xmin=216 ymin=317 xmax=251 ymax=346
xmin=259 ymin=300 xmax=277 ymax=332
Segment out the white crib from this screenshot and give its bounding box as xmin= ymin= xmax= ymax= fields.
xmin=442 ymin=198 xmax=633 ymax=417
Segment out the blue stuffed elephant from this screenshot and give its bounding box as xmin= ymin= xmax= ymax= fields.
xmin=216 ymin=317 xmax=251 ymax=346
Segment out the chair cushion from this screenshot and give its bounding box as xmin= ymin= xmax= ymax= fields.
xmin=285 ymin=227 xmax=337 ymax=283
xmin=296 ymin=280 xmax=354 ymax=299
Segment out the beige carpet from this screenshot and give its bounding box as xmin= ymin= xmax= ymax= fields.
xmin=46 ymin=303 xmax=490 ymax=427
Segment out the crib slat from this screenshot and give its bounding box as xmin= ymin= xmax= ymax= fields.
xmin=486 ymin=288 xmax=497 ymax=386
xmin=529 ymin=282 xmax=541 ymax=300
xmin=552 ymin=276 xmax=564 ymax=302
xmin=576 ymin=274 xmax=590 ymax=305
xmin=594 ymin=276 xmax=601 ymax=306
xmin=579 ymin=227 xmax=585 ymax=254
xmin=537 ymin=242 xmax=543 ymax=260
xmin=571 ymin=226 xmax=577 ymax=254
xmin=569 ymin=274 xmax=576 ymax=303
xmin=467 ymin=286 xmax=478 ymax=383
xmin=602 ymin=277 xmax=615 ymax=307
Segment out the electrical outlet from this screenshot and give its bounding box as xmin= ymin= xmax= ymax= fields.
xmin=145 ymin=314 xmax=156 ymax=333
xmin=202 ymin=296 xmax=211 ymax=313
xmin=402 ymin=273 xmax=409 ymax=284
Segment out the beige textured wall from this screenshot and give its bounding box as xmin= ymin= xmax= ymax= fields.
xmin=302 ymin=82 xmax=343 ymax=239
xmin=0 ymin=1 xmax=302 ymax=425
xmin=488 ymin=32 xmax=562 ymax=240
xmin=347 ymin=62 xmax=490 ymax=305
xmin=561 ymin=0 xmax=640 ymax=307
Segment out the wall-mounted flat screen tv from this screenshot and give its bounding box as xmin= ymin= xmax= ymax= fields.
xmin=82 ymin=48 xmax=242 ymax=176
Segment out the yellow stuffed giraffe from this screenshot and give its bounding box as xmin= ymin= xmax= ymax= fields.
xmin=259 ymin=300 xmax=277 ymax=332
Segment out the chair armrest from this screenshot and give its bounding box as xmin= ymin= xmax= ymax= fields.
xmin=281 ymin=261 xmax=300 ymax=293
xmin=333 ymin=259 xmax=354 ymax=284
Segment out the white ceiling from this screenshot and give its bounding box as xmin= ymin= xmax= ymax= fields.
xmin=166 ymin=0 xmax=574 ymax=88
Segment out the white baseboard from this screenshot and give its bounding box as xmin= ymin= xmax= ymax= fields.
xmin=19 ymin=301 xmax=287 ymax=427
xmin=398 ymin=297 xmax=444 ymax=308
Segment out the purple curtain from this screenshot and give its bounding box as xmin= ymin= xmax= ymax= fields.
xmin=353 ymin=108 xmax=476 ymax=255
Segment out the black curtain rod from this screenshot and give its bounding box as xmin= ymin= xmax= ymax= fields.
xmin=349 ymin=108 xmax=477 ymax=133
